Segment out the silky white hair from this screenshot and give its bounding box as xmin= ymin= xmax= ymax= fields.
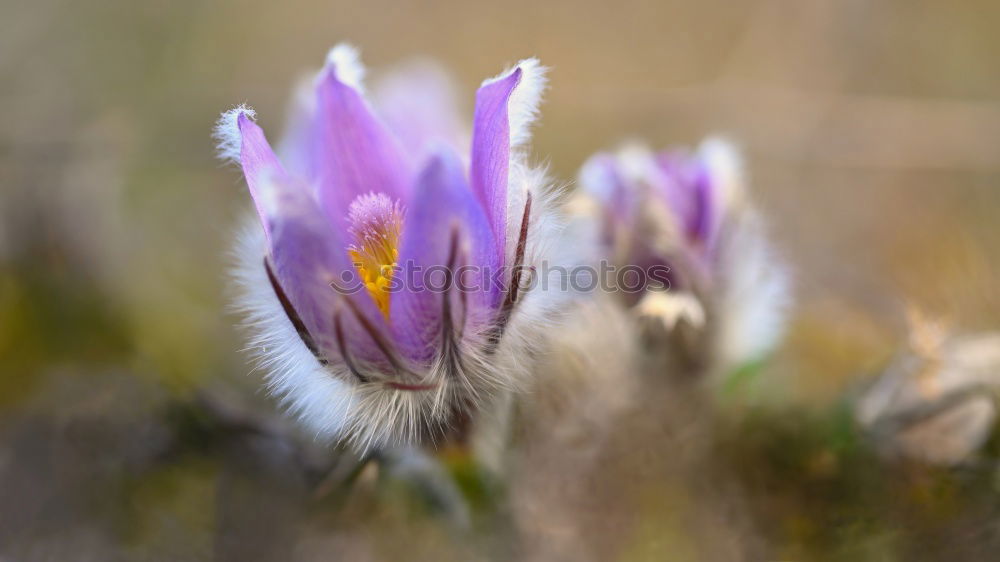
xmin=481 ymin=57 xmax=547 ymax=149
xmin=213 ymin=103 xmax=255 ymax=164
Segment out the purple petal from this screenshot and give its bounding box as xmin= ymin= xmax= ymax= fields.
xmin=266 ymin=189 xmax=346 ymax=358
xmin=581 ymin=152 xmax=635 ymax=226
xmin=655 ymin=151 xmax=718 ymax=251
xmin=237 ymin=114 xmax=391 ymax=366
xmin=237 ymin=113 xmax=291 ymax=244
xmin=654 ymin=153 xmax=696 ymax=233
xmin=654 ymin=152 xmax=687 ymax=225
xmin=469 ymin=66 xmax=522 ymax=270
xmin=390 ymin=148 xmax=497 ymax=363
xmin=314 ymin=64 xmax=413 ymax=236
xmin=266 ymin=183 xmax=395 ymax=368
xmin=689 ymin=162 xmax=718 ymax=250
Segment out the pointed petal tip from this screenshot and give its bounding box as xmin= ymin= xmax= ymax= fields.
xmin=479 ymin=57 xmax=548 ymax=149
xmin=514 ymin=57 xmax=546 ymax=79
xmin=236 ymin=109 xmax=256 ymax=129
xmin=311 ymin=46 xmax=412 ymax=220
xmin=514 ymin=58 xmax=548 ymax=95
xmin=214 ymin=103 xmax=257 ymax=163
xmin=323 ymin=42 xmax=366 ymax=91
xmin=481 ymin=57 xmax=546 ymax=89
xmin=508 ymin=65 xmax=524 ymax=83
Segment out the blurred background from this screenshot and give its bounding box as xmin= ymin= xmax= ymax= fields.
xmin=2 ymin=0 xmax=1000 ymax=560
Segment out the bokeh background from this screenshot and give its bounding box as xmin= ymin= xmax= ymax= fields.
xmin=3 ymin=0 xmax=1000 ymax=560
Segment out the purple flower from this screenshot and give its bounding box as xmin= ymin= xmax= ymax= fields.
xmin=579 ymin=143 xmax=727 ymax=287
xmin=216 ymin=45 xmax=562 ymax=449
xmin=577 ymin=139 xmax=790 ymax=369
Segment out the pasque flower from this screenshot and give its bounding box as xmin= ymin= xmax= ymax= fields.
xmin=576 ymin=139 xmax=790 ymax=370
xmin=216 ymin=45 xmax=562 ymax=449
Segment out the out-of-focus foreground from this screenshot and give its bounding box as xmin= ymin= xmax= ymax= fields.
xmin=2 ymin=1 xmax=1000 ymax=560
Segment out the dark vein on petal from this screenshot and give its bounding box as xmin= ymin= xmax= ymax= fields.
xmin=332 ymin=303 xmax=369 ymax=383
xmin=455 ymin=254 xmax=469 ymax=342
xmin=340 ymin=295 xmax=417 ymax=381
xmin=264 ymin=257 xmax=328 ymax=365
xmin=489 ymin=191 xmax=532 ymax=347
xmin=441 ymin=226 xmax=468 ymax=380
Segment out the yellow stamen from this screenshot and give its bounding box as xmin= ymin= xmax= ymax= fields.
xmin=347 ymin=193 xmax=404 ymax=318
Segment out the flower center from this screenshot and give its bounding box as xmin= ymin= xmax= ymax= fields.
xmin=347 ymin=192 xmax=404 ymax=318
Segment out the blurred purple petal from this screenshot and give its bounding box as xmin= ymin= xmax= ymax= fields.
xmin=689 ymin=162 xmax=718 ymax=252
xmin=580 ymin=152 xmax=636 ymax=239
xmin=373 ymin=60 xmax=468 ymax=160
xmin=655 ymin=151 xmax=716 ymax=248
xmin=276 ymin=79 xmax=321 ymax=186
